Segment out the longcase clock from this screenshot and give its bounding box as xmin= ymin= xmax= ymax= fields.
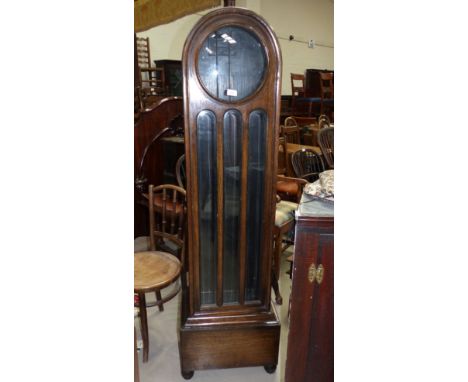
xmin=178 ymin=7 xmax=282 ymax=379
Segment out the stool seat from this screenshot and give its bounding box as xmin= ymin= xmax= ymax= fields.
xmin=134 ymin=250 xmax=181 ymax=363
xmin=134 ymin=251 xmax=181 ymax=292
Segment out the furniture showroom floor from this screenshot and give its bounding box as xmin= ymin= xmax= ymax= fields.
xmin=135 ymin=238 xmax=293 ymax=382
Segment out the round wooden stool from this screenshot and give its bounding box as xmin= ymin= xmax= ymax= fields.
xmin=134 ymin=251 xmax=181 ymax=362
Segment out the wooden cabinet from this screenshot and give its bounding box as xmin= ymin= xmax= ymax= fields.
xmin=305 ymin=68 xmax=334 ymax=98
xmin=154 ymin=59 xmax=183 ymax=97
xmin=285 ymin=202 xmax=334 ymax=382
xmin=178 ymin=7 xmax=282 ymax=379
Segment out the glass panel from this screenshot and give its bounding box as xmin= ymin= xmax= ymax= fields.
xmin=197 ymin=110 xmax=217 ymax=306
xmin=197 ymin=26 xmax=267 ymax=102
xmin=223 ymin=110 xmax=242 ymax=303
xmin=245 ymin=110 xmax=267 ymax=301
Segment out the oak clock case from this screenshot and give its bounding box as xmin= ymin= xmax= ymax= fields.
xmin=178 ymin=7 xmax=282 ymax=379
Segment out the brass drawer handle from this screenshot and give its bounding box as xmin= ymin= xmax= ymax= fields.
xmin=316 ymin=264 xmax=324 ymax=284
xmin=308 ymin=263 xmax=316 ymax=283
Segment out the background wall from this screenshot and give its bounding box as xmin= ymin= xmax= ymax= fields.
xmin=137 ymin=0 xmax=334 ymax=94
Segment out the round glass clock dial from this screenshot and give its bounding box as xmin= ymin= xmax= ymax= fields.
xmin=197 ymin=26 xmax=267 ymax=102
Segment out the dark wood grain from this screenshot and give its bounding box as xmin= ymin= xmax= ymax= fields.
xmin=305 ymin=69 xmax=334 ymax=98
xmin=134 ymin=97 xmax=183 ymax=190
xmin=179 ymin=7 xmax=282 ymax=377
xmin=180 ymin=323 xmax=280 ymax=371
xmin=285 ymin=216 xmax=334 ymax=382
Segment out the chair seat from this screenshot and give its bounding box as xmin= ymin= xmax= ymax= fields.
xmin=275 ymin=200 xmax=298 ymax=226
xmin=134 ymin=251 xmax=181 ymax=292
xmin=276 ymin=180 xmax=300 ymax=198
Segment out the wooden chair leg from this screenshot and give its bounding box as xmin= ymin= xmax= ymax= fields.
xmin=138 ymin=292 xmax=149 ymax=362
xmin=134 ymin=326 xmax=140 ymax=382
xmin=155 ymin=290 xmax=164 ymax=312
xmin=273 ymin=229 xmax=282 ymax=280
xmin=271 ymin=269 xmax=283 ymax=305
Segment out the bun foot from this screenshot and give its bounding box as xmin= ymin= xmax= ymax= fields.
xmin=264 ymin=364 xmax=277 ymax=374
xmin=181 ymin=370 xmax=194 ymax=380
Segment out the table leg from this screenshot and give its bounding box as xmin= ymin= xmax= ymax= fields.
xmin=138 ymin=292 xmax=149 ymax=362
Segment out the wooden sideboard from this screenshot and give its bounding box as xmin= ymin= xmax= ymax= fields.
xmin=285 ymin=197 xmax=334 ymax=382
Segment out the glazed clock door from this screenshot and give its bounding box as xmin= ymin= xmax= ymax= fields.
xmin=184 ymin=10 xmax=281 ymax=314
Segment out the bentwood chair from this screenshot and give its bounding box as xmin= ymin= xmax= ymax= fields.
xmin=138 ymin=184 xmax=187 ymax=311
xmin=134 ymin=184 xmax=185 ymax=362
xmin=318 ymin=126 xmax=334 ymax=169
xmin=285 ymin=115 xmax=319 ymax=146
xmin=281 ymin=125 xmax=301 ymax=145
xmin=134 ymin=250 xmax=181 ymax=362
xmin=291 ymin=148 xmax=326 ymax=183
xmin=148 ymin=184 xmax=187 ymax=263
xmin=318 ymin=114 xmax=331 ymax=129
xmin=284 ymin=116 xmax=298 ymax=127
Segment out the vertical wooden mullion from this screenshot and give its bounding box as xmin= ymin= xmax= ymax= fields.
xmin=162 ymin=188 xmax=167 ymax=234
xmin=216 ymin=114 xmax=224 ymax=307
xmin=149 ymin=185 xmax=156 ymax=251
xmin=238 ymin=111 xmax=249 ymax=305
xmin=170 ymin=189 xmax=177 ymax=235
xmin=259 ymin=114 xmax=270 ymax=304
xmin=189 ymin=111 xmax=200 ymax=313
xmin=261 ymin=102 xmax=279 ymax=306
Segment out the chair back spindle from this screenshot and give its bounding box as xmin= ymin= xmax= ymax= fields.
xmin=317 ymin=126 xmax=334 ymax=169
xmin=148 ymin=184 xmax=187 ymax=260
xmin=291 ymin=148 xmax=325 ymax=182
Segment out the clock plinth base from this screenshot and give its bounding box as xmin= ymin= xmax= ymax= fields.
xmin=179 ymin=301 xmax=280 ymax=374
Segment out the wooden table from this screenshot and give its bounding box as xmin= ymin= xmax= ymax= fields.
xmin=134 ymin=251 xmax=181 ymax=362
